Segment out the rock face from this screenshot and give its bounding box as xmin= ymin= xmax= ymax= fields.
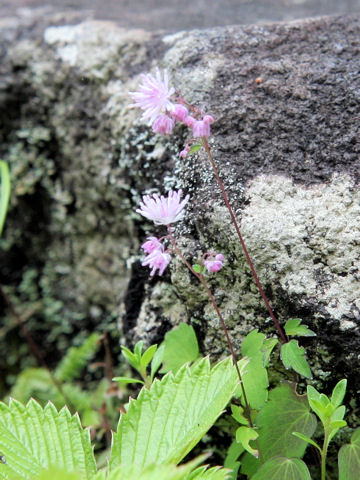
xmin=0 ymin=8 xmax=359 ymax=411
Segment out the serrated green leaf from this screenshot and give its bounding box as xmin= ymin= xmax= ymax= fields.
xmin=251 ymin=456 xmax=312 ymax=480
xmin=241 ymin=330 xmax=268 ymax=409
xmin=281 ymin=340 xmax=312 ymax=378
xmin=284 ymin=319 xmax=316 ymax=337
xmin=110 ymin=357 xmax=239 ymax=471
xmin=339 ymin=428 xmax=360 ymax=480
xmin=240 ymin=383 xmax=316 ymax=477
xmin=236 ymin=426 xmax=259 ymax=457
xmin=292 ymin=432 xmax=321 ymax=451
xmin=161 ymin=323 xmax=199 ymax=374
xmin=112 ymin=377 xmax=145 ymax=386
xmin=0 ymin=160 xmax=11 ymax=237
xmin=140 ymin=345 xmax=158 ymax=370
xmin=331 ymin=379 xmax=347 ymax=408
xmin=55 ymin=333 xmax=100 ymax=382
xmin=0 ymin=399 xmax=97 ymax=479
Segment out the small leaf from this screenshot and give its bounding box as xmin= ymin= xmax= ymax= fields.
xmin=0 ymin=160 xmax=11 ymax=237
xmin=189 ymin=143 xmax=203 ymax=154
xmin=161 ymin=323 xmax=199 ymax=373
xmin=231 ymin=404 xmax=249 ymax=426
xmin=281 ymin=340 xmax=312 ymax=378
xmin=284 ymin=319 xmax=316 ymax=337
xmin=141 ymin=344 xmax=158 ymax=369
xmin=121 ymin=346 xmax=140 ymax=370
xmin=251 ymin=457 xmax=312 ymax=480
xmin=134 ymin=340 xmax=144 ymax=358
xmin=339 ymin=428 xmax=360 ymax=480
xmin=192 ymin=264 xmax=202 ymax=273
xmin=292 ymin=432 xmax=321 ymax=452
xmin=236 ymin=426 xmax=259 ymax=457
xmin=151 ymin=343 xmax=165 ymax=380
xmin=112 ymin=376 xmax=145 ymax=386
xmin=331 ymin=379 xmax=347 ymax=408
xmin=261 ymin=338 xmax=278 ymax=367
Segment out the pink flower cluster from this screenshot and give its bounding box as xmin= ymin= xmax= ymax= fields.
xmin=129 ymin=69 xmax=214 ymax=145
xmin=204 ymin=253 xmax=225 ymax=273
xmin=137 ymin=190 xmax=189 ymax=277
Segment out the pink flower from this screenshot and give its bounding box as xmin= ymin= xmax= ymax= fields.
xmin=137 ymin=190 xmax=190 ymax=225
xmin=204 ymin=254 xmax=224 ymax=273
xmin=192 ymin=120 xmax=211 ymax=138
xmin=184 ymin=115 xmax=196 ymax=127
xmin=179 ymin=145 xmax=190 ymax=158
xmin=142 ymin=249 xmax=171 ymax=276
xmin=152 ymin=114 xmax=175 ymax=135
xmin=203 ymin=114 xmax=214 ymax=125
xmin=129 ymin=68 xmax=175 ymax=125
xmin=171 ymin=104 xmax=188 ymax=122
xmin=141 ymin=236 xmax=164 ymax=254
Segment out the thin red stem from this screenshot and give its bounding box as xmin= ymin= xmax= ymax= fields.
xmin=168 ymin=234 xmax=251 ymax=421
xmin=202 ymin=138 xmax=288 ymax=344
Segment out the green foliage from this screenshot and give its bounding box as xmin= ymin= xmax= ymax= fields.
xmin=307 ymin=380 xmax=347 ymax=443
xmin=8 ymin=334 xmax=107 ymax=428
xmin=284 ymin=319 xmax=316 ymax=338
xmin=0 ymin=399 xmax=97 ymax=479
xmin=189 ymin=143 xmax=203 ymax=154
xmin=241 ymin=330 xmax=269 ymax=410
xmin=236 ymin=427 xmax=259 ymax=457
xmin=160 ymin=323 xmax=200 ymax=373
xmin=241 ymin=383 xmax=316 ymax=476
xmin=338 ymin=428 xmax=360 ymax=480
xmin=120 ymin=341 xmax=158 ymax=387
xmin=110 ymin=357 xmax=240 ymax=471
xmin=0 ymin=160 xmax=10 ymax=237
xmin=281 ymin=340 xmax=312 ymax=378
xmin=224 ymin=441 xmax=243 ymax=480
xmin=55 ymin=333 xmax=101 ymax=382
xmin=251 ymin=457 xmax=312 ymax=480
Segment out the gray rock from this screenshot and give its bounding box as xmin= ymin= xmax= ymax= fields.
xmin=0 ymin=8 xmax=359 ymax=418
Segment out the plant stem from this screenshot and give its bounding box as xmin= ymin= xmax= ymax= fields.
xmin=0 ymin=285 xmax=76 ymax=411
xmin=321 ymin=434 xmax=329 ymax=480
xmin=167 ymin=230 xmax=264 ymax=462
xmin=202 ymin=137 xmax=288 ymax=344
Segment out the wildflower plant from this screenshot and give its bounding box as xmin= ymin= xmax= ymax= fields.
xmin=128 ymin=68 xmax=352 ymax=480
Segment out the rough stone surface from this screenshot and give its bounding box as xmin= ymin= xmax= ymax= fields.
xmin=0 ymin=8 xmax=359 ymax=423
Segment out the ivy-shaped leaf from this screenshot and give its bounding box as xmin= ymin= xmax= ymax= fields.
xmin=241 ymin=383 xmax=316 ymax=477
xmin=251 ymin=457 xmax=311 ymax=480
xmin=338 ymin=428 xmax=360 ymax=480
xmin=281 ymin=340 xmax=312 ymax=378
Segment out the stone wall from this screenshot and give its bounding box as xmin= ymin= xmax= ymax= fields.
xmin=0 ymin=8 xmax=359 ymax=422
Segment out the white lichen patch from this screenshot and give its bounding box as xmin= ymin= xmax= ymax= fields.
xmin=44 ymin=21 xmax=150 ymax=78
xmin=241 ymin=174 xmax=360 ymax=321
